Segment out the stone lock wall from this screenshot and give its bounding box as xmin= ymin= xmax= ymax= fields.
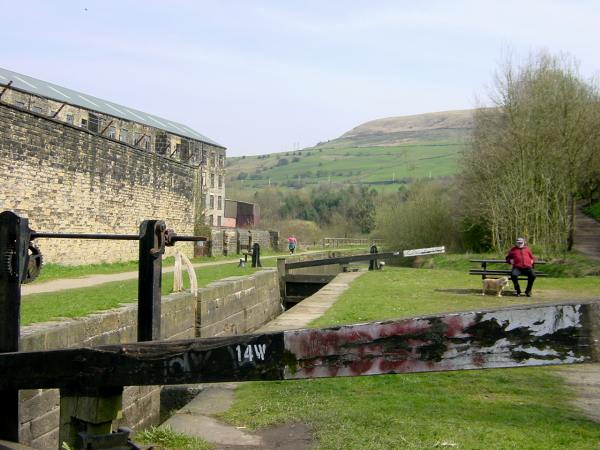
xmin=197 ymin=270 xmax=281 ymax=338
xmin=0 ymin=104 xmax=200 ymax=264
xmin=18 ymin=291 xmax=196 ymax=449
xmin=17 ymin=269 xmax=282 ymax=448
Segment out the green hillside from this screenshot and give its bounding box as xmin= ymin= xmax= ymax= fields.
xmin=226 ymin=109 xmax=474 ymax=194
xmin=226 ymin=141 xmax=466 ymax=192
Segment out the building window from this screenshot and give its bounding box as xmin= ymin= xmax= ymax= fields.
xmin=155 ymin=132 xmax=169 ymax=155
xmin=88 ymin=113 xmax=100 ymax=133
xmin=81 ymin=118 xmax=88 ymax=128
xmin=107 ymin=126 xmax=116 ymax=139
xmin=217 ymin=196 xmax=222 ymax=210
xmin=180 ymin=140 xmax=190 ymax=162
xmin=15 ymin=101 xmax=25 ymax=108
xmin=218 ymin=175 xmax=223 ymax=188
xmin=31 ymin=106 xmax=44 ymax=114
xmin=144 ymin=136 xmax=151 ymax=150
xmin=66 ymin=114 xmax=74 ymax=125
xmin=211 ymin=173 xmax=215 ymax=188
xmin=217 ymin=216 xmax=222 ymax=226
xmin=120 ymin=128 xmax=129 ymax=144
xmin=210 ymin=195 xmax=215 ymax=209
xmin=205 ymin=194 xmax=209 ymax=208
xmin=208 ymin=215 xmax=213 ymax=226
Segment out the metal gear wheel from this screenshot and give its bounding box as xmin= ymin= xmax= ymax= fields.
xmin=22 ymin=242 xmax=43 ymax=284
xmin=3 ymin=244 xmax=16 ymax=278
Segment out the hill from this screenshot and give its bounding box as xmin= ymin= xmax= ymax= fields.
xmin=318 ymin=109 xmax=474 ymax=148
xmin=225 ymin=109 xmax=474 ymax=194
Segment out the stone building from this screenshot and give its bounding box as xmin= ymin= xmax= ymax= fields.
xmin=0 ymin=66 xmax=226 ymax=226
xmin=224 ymin=199 xmax=260 ymax=228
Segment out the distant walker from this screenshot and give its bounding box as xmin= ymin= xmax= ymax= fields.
xmin=288 ymin=236 xmax=298 ymax=254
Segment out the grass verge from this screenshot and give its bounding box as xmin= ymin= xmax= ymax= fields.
xmin=584 ymin=202 xmax=600 ymax=222
xmin=416 ymin=251 xmax=600 ymax=278
xmin=136 ymin=426 xmax=211 ymax=450
xmin=33 ymin=248 xmax=303 ymax=283
xmin=22 ymin=263 xmax=261 ymax=325
xmin=220 ymin=267 xmax=600 ymax=449
xmin=35 ymin=253 xmax=250 ymax=283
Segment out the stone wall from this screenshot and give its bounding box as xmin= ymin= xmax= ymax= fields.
xmin=210 ymin=229 xmax=224 ymax=256
xmin=249 ymin=230 xmax=272 ymax=250
xmin=223 ymin=229 xmax=238 ymax=256
xmin=285 ymin=250 xmax=350 ymax=276
xmin=18 ymin=291 xmax=196 ymax=448
xmin=0 ymin=103 xmax=201 ymax=264
xmin=197 ymin=270 xmax=281 ymax=337
xmin=17 ymin=269 xmax=281 ymax=448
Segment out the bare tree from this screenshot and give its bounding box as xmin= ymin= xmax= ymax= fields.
xmin=461 ymin=52 xmax=600 ymax=253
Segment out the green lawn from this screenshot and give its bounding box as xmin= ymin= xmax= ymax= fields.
xmin=22 ymin=263 xmax=262 ymax=325
xmin=221 ymin=267 xmax=600 ymax=449
xmin=226 ymin=142 xmax=465 ymax=192
xmin=35 ymin=253 xmax=251 ymax=283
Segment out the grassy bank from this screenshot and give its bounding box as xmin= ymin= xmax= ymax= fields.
xmin=32 ymin=248 xmax=311 ymax=283
xmin=221 ymin=267 xmax=600 ymax=449
xmin=22 ymin=263 xmax=261 ymax=325
xmin=34 ymin=253 xmax=254 ymax=283
xmin=415 ymin=251 xmax=600 ymax=278
xmin=584 ymin=202 xmax=600 ymax=222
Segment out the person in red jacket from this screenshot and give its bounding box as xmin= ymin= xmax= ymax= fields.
xmin=506 ymin=237 xmax=536 ymax=297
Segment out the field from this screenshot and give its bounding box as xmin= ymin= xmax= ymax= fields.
xmin=226 ymin=142 xmax=465 ymax=193
xmin=221 ymin=266 xmax=600 ymax=449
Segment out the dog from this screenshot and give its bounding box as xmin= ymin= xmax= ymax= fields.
xmin=482 ymin=276 xmax=509 ymax=297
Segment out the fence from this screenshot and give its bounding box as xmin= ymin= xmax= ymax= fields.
xmin=322 ymin=237 xmax=384 ymax=248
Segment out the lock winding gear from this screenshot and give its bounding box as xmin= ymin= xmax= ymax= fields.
xmin=22 ymin=242 xmax=43 ymax=284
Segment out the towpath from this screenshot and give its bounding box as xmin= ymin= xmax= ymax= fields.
xmin=573 ymin=200 xmax=600 ymax=260
xmin=162 ymin=271 xmax=364 ymax=449
xmin=21 ymin=251 xmax=324 ymax=296
xmin=556 ymin=203 xmax=600 ymax=424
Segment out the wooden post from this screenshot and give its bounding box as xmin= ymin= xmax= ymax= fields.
xmin=277 ymin=257 xmax=287 ymax=301
xmin=138 ymin=220 xmax=165 ymax=342
xmin=0 ymin=211 xmax=29 ymax=441
xmin=252 ymin=243 xmax=261 ymax=268
xmin=368 ymin=245 xmax=378 ymax=271
xmin=59 ymin=387 xmax=123 ymax=449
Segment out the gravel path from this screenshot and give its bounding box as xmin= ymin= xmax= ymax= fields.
xmin=21 ymin=251 xmax=324 ymax=296
xmin=556 ymin=203 xmax=600 ymax=422
xmin=573 ymin=200 xmax=600 ymax=260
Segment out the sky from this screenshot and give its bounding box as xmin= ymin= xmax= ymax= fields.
xmin=3 ymin=1 xmax=600 ymax=156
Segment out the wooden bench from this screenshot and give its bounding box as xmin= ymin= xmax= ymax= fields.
xmin=469 ymin=259 xmax=547 ymax=280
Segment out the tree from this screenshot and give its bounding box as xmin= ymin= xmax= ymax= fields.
xmin=375 ymin=180 xmax=459 ymax=251
xmin=461 ymin=52 xmax=600 ymax=253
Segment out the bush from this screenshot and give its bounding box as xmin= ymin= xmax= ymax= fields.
xmin=375 ymin=181 xmax=460 ymax=252
xmin=584 ymin=202 xmax=600 ymax=221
